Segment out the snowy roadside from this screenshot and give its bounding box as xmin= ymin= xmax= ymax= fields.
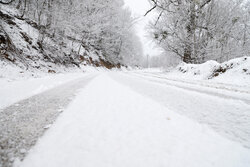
xmin=0 ymin=62 xmax=107 ymax=110
xmin=130 ymin=57 xmax=250 ymax=105
xmin=0 ymin=72 xmax=89 ymax=109
xmin=129 ymin=72 xmax=250 ymax=104
xmin=0 ymin=74 xmax=96 ymax=167
xmin=16 ymin=74 xmax=250 ymax=167
xmin=136 ymin=56 xmax=250 ymax=87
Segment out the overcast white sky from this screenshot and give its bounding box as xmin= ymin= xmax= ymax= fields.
xmin=123 ymin=0 xmax=163 ymax=57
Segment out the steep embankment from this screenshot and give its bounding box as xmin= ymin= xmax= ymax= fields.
xmin=0 ymin=5 xmax=118 ymax=74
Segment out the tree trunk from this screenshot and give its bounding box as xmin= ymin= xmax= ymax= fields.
xmin=183 ymin=2 xmax=196 ymax=64
xmin=20 ymin=0 xmax=27 ymax=18
xmin=16 ymin=0 xmax=22 ymax=9
xmin=183 ymin=46 xmax=192 ymax=63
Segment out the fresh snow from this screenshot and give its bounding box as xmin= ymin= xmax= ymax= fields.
xmin=139 ymin=56 xmax=250 ymax=87
xmin=0 ymin=74 xmax=97 ymax=167
xmin=113 ymin=72 xmax=250 ymax=148
xmin=15 ymin=73 xmax=250 ymax=167
xmin=1 ymin=56 xmax=249 ymax=167
xmin=0 ymin=72 xmax=88 ymax=109
xmin=0 ymin=59 xmax=107 ymax=110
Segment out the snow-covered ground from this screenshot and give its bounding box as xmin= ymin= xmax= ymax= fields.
xmin=0 ymin=73 xmax=97 ymax=167
xmin=0 ymin=63 xmax=104 ymax=109
xmin=0 ymin=72 xmax=87 ymax=109
xmin=139 ymin=56 xmax=250 ymax=87
xmin=120 ymin=57 xmax=250 ymax=148
xmin=114 ymin=72 xmax=250 ymax=148
xmin=1 ymin=56 xmax=250 ymax=167
xmin=14 ymin=73 xmax=250 ymax=167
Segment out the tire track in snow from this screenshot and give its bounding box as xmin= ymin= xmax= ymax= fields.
xmin=111 ymin=72 xmax=250 ymax=149
xmin=130 ymin=72 xmax=250 ymax=105
xmin=17 ymin=74 xmax=250 ymax=167
xmin=0 ymin=74 xmax=97 ymax=167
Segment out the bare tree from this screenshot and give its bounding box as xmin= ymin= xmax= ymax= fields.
xmin=147 ymin=0 xmax=249 ymax=64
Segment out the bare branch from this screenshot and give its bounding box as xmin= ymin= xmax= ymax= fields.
xmin=155 ymin=11 xmax=163 ymax=25
xmin=0 ymin=0 xmax=15 ymax=5
xmin=200 ymin=0 xmax=212 ymax=9
xmin=144 ymin=5 xmax=156 ymax=16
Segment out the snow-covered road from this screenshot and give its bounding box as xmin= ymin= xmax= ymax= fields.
xmin=112 ymin=72 xmax=250 ymax=149
xmin=0 ymin=73 xmax=97 ymax=167
xmin=15 ymin=72 xmax=250 ymax=167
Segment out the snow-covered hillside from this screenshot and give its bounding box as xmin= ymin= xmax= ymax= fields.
xmin=0 ymin=5 xmax=120 ymax=73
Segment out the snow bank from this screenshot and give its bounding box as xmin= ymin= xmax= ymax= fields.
xmin=176 ymin=60 xmax=220 ymax=79
xmin=168 ymin=56 xmax=250 ymax=86
xmin=213 ymin=57 xmax=250 ymax=85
